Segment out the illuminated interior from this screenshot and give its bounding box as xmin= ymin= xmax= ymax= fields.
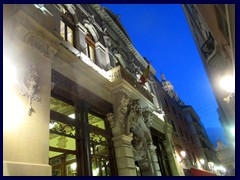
xmin=49 ymin=96 xmax=113 ymax=176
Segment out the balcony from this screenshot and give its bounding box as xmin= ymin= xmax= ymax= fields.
xmin=201 ymin=32 xmax=215 ymax=59
xmin=107 ymin=65 xmax=153 ymax=103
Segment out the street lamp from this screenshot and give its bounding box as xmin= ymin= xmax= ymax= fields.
xmin=179 ymin=150 xmax=186 ymax=163
xmin=219 ymin=75 xmax=235 ymax=103
xmin=199 ymin=159 xmax=206 ymax=170
xmin=200 ymin=159 xmax=205 ymax=165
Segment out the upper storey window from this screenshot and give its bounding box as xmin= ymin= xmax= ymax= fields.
xmin=85 ymin=33 xmax=95 ymax=63
xmin=60 ymin=7 xmax=74 ymax=46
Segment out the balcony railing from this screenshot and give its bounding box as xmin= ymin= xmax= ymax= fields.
xmin=201 ymin=32 xmax=215 ymax=59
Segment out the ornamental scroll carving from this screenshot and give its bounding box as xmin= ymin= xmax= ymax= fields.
xmin=20 ymin=65 xmax=41 ymax=116
xmin=25 ymin=32 xmax=48 ymax=55
xmin=116 ymin=92 xmax=130 ymax=130
xmin=142 ymin=110 xmax=153 ymax=128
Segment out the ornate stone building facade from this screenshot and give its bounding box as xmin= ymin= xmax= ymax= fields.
xmin=3 ymin=4 xmax=181 ymax=176
xmin=3 ymin=4 xmax=221 ymax=176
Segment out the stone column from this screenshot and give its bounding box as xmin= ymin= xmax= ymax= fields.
xmin=112 ymin=135 xmax=136 ymax=176
xmin=149 ymin=144 xmax=162 ymax=176
xmin=163 ymin=123 xmax=184 ymax=176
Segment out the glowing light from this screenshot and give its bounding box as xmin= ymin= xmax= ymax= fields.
xmin=219 ymin=75 xmax=235 ymax=93
xmin=180 ymin=151 xmax=186 ymax=158
xmin=3 ymin=60 xmax=25 ymax=131
xmin=200 ymin=159 xmax=205 ymax=165
xmin=153 ymin=111 xmax=165 ymax=121
xmin=71 ymin=162 xmax=77 ymax=171
xmin=68 ymin=113 xmax=75 ymax=119
xmin=93 ymin=167 xmax=99 ymax=176
xmin=214 ymin=165 xmax=226 ymax=173
xmin=177 ymin=156 xmax=182 ymax=163
xmin=231 ymin=127 xmax=235 ymax=137
xmin=49 ymin=122 xmax=56 ymax=129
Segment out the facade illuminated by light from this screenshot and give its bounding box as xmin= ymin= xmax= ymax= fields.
xmin=3 ymin=4 xmax=223 ymax=176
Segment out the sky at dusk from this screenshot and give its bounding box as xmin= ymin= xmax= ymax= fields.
xmin=101 ymin=4 xmax=228 ymax=146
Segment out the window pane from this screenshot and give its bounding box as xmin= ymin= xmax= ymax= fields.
xmin=50 ymin=97 xmax=75 ymax=118
xmin=89 ymin=46 xmax=95 ymax=62
xmin=49 ymin=133 xmax=76 ymax=151
xmin=88 ymin=113 xmax=105 ymax=130
xmin=49 ymin=120 xmax=76 ymax=137
xmin=60 ymin=20 xmax=65 ymax=39
xmin=90 ymin=132 xmax=110 ymax=176
xmin=67 ymin=26 xmax=73 ymax=45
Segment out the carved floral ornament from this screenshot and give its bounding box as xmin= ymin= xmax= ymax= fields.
xmin=25 ymin=32 xmax=48 ymax=56
xmin=20 ymin=64 xmax=41 ymax=116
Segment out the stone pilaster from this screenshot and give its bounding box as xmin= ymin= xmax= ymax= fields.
xmin=112 ymin=135 xmax=136 ymax=176
xmin=149 ymin=144 xmax=162 ymax=176
xmin=3 ymin=12 xmax=56 ymax=175
xmin=163 ymin=123 xmax=184 ymax=176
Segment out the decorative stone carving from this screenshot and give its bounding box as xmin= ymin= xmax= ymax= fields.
xmin=127 ymin=99 xmax=142 ymax=124
xmin=106 ymin=113 xmax=115 ymax=128
xmin=20 ymin=65 xmax=41 ymax=116
xmin=83 ymin=19 xmax=99 ymax=42
xmin=131 ymin=132 xmax=146 ymax=161
xmin=25 ymin=32 xmax=48 ymax=56
xmin=88 ymin=15 xmax=95 ymax=24
xmin=103 ymin=35 xmax=111 ymax=47
xmin=142 ymin=110 xmax=153 ymax=128
xmin=34 ymin=4 xmax=53 ymax=16
xmin=117 ymin=93 xmax=130 ymax=129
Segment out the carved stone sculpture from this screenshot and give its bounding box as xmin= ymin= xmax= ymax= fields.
xmin=20 ymin=65 xmax=41 ymax=116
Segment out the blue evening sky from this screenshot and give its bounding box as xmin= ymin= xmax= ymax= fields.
xmin=102 ymin=4 xmax=228 ymax=146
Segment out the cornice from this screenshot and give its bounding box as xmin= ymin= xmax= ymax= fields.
xmin=92 ymin=4 xmax=156 ymax=75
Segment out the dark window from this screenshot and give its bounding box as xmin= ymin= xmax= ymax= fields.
xmin=85 ymin=34 xmax=96 ymax=63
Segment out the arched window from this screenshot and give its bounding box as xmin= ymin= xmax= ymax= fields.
xmin=60 ymin=7 xmax=74 ymax=46
xmin=85 ymin=33 xmax=95 ymax=63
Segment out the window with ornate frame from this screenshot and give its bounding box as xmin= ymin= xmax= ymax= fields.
xmin=60 ymin=7 xmax=75 ymax=46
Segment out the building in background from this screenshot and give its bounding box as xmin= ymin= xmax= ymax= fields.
xmin=182 ymin=4 xmax=235 ymax=149
xmin=3 ymin=4 xmax=225 ymax=176
xmin=182 ymin=4 xmax=235 ymax=175
xmin=159 ymin=74 xmax=220 ymax=176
